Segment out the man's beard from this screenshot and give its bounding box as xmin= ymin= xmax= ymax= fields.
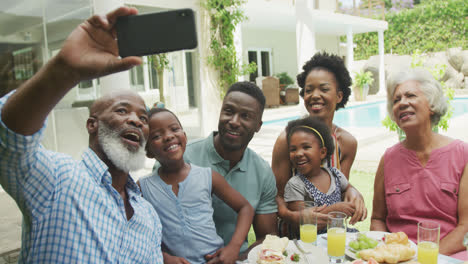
xmin=217 ymin=128 xmax=254 ymax=152
xmin=98 ymin=122 xmax=147 ymax=173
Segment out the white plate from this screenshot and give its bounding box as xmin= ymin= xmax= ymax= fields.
xmin=345 ymin=231 xmax=417 ymax=263
xmin=247 ymin=240 xmax=328 ymax=264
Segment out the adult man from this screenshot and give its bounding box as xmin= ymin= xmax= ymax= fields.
xmin=0 ymin=7 xmax=163 ymax=263
xmin=183 ymin=82 xmax=278 ymax=260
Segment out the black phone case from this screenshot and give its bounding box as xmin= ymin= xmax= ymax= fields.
xmin=116 ymin=9 xmax=197 ymax=57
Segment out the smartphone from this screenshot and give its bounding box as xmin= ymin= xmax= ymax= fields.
xmin=116 ymin=8 xmax=197 ymax=57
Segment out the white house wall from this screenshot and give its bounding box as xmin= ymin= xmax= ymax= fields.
xmin=241 ymin=28 xmax=298 ymax=82
xmin=317 ymin=0 xmax=336 ymax=11
xmin=315 ymin=34 xmax=341 ymax=56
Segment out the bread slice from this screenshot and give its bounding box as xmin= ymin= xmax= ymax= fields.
xmin=262 ymin=235 xmax=289 ymax=252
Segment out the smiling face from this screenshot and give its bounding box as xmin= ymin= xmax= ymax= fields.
xmin=217 ymin=91 xmax=263 ymax=152
xmin=288 ymin=130 xmax=327 ymax=177
xmin=303 ymin=69 xmax=343 ymax=122
xmin=146 ymin=111 xmax=187 ymax=165
xmin=392 ymin=80 xmax=433 ymax=131
xmin=96 ymin=94 xmax=148 ymax=151
xmin=88 ymin=91 xmax=149 ymax=172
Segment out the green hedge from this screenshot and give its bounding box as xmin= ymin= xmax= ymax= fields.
xmin=351 ymin=0 xmax=467 ymax=60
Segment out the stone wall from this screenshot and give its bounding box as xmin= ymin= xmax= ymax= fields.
xmin=357 ymin=48 xmax=468 ymax=95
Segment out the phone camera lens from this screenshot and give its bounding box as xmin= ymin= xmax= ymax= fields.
xmin=180 ymin=12 xmax=186 ymax=17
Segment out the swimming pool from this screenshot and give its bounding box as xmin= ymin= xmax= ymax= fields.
xmin=264 ymin=98 xmax=468 ymax=128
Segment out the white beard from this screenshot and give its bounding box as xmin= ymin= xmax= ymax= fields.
xmin=98 ymin=122 xmax=147 ymax=173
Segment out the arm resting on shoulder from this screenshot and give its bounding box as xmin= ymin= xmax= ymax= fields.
xmin=439 ymin=163 xmax=468 ymax=255
xmin=370 ymin=156 xmax=389 ymax=232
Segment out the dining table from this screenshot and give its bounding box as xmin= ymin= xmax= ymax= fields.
xmin=242 ymin=232 xmax=465 ymax=263
xmin=315 ymin=233 xmax=464 ymax=264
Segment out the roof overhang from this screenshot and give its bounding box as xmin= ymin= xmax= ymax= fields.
xmin=243 ymin=0 xmax=388 ymax=35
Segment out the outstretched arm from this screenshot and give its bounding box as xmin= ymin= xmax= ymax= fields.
xmin=1 ymin=6 xmax=141 ymax=135
xmin=206 ymin=171 xmax=254 ymax=264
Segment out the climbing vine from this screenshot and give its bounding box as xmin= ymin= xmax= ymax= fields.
xmin=202 ymin=0 xmax=257 ymax=97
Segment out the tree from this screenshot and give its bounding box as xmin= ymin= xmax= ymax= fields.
xmin=149 ymin=54 xmax=170 ymax=104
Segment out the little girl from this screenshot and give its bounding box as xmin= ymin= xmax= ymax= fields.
xmin=284 ymin=116 xmax=362 ymax=234
xmin=138 ymin=108 xmax=254 ymax=264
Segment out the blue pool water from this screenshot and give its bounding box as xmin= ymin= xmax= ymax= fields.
xmin=264 ymin=98 xmax=468 ymax=128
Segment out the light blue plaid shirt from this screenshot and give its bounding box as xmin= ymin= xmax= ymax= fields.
xmin=0 ymin=91 xmax=163 ymax=263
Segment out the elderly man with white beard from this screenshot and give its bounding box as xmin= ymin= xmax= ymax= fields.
xmin=0 ymin=6 xmax=163 ymax=264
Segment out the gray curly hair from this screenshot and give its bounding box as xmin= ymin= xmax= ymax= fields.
xmin=386 ymin=68 xmax=448 ymax=127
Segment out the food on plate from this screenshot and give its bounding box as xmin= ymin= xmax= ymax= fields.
xmin=290 ymin=253 xmax=300 ymax=262
xmin=350 ymin=258 xmax=378 ymax=264
xmin=384 ymin=232 xmax=410 ymax=246
xmin=359 ymin=243 xmax=415 ymax=264
xmin=349 ymin=233 xmax=379 ymax=251
xmin=258 ymin=249 xmax=285 ymax=264
xmin=258 ymin=249 xmax=286 ymax=264
xmin=262 ymin=235 xmax=289 ymax=252
xmin=257 ymin=235 xmax=289 ymax=264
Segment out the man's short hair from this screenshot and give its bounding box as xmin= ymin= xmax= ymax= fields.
xmin=225 ymin=82 xmax=266 ymax=113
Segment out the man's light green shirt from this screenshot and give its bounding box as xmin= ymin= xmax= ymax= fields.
xmin=184 ymin=132 xmax=278 ymax=253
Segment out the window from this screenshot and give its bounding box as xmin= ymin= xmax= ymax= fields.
xmin=247 ymin=49 xmax=273 ymax=82
xmin=130 ymin=64 xmax=145 ymax=92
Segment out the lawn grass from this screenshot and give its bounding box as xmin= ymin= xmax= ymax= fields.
xmin=348 ymin=169 xmax=376 ymax=232
xmin=247 ymin=169 xmax=376 ymax=245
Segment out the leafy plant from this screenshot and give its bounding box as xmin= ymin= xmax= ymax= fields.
xmin=354 ymin=70 xmax=374 ymax=89
xmin=350 ymin=0 xmax=467 ymax=60
xmin=353 ymin=70 xmax=374 ymax=100
xmin=202 ymin=0 xmax=257 ymax=97
xmin=274 ymin=72 xmax=294 ymax=86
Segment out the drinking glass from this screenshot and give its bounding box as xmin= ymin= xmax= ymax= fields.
xmin=327 ymin=211 xmax=347 ymax=264
xmin=299 ymin=201 xmax=317 ymax=245
xmin=417 ymin=221 xmax=440 ymax=264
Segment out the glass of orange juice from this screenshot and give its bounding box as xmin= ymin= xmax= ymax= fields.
xmin=417 ymin=221 xmax=440 ymax=264
xmin=327 ymin=211 xmax=347 ymax=264
xmin=299 ymin=201 xmax=317 ymax=245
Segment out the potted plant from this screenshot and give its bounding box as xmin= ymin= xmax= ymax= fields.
xmin=274 ymin=72 xmax=295 ymax=90
xmin=274 ymin=72 xmax=299 ymax=105
xmin=353 ymin=70 xmax=374 ymax=101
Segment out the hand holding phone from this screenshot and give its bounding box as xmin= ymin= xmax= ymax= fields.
xmin=116 ymin=8 xmax=198 ymax=57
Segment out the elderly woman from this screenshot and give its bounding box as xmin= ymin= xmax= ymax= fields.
xmin=371 ymin=68 xmax=468 ymax=258
xmin=272 ymin=52 xmax=366 ymax=235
